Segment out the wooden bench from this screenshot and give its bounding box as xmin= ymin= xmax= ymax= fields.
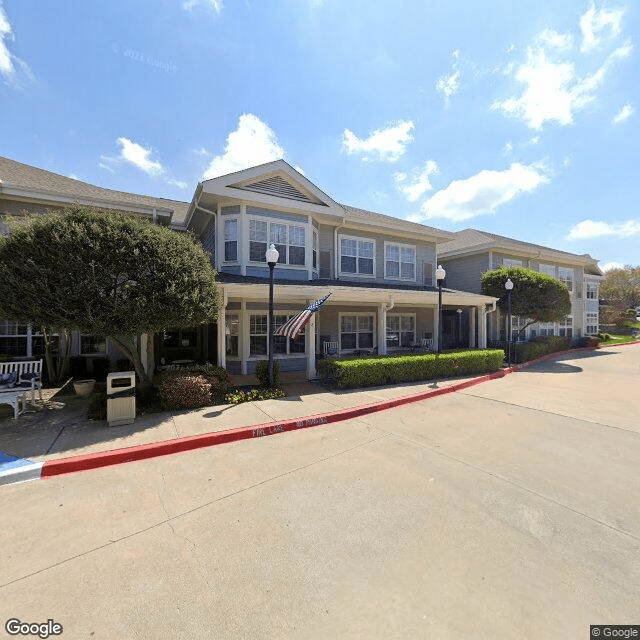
xmin=0 ymin=359 xmax=43 ymax=409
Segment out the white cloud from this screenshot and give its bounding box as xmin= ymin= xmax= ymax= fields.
xmin=166 ymin=178 xmax=189 ymax=190
xmin=613 ymin=102 xmax=633 ymax=124
xmin=567 ymin=219 xmax=640 ymax=240
xmin=492 ymin=41 xmax=632 ymax=130
xmin=503 ymin=141 xmax=513 ymax=155
xmin=580 ymin=3 xmax=624 ymax=52
xmin=536 ymin=28 xmax=573 ymax=50
xmin=394 ymin=160 xmax=439 ymax=202
xmin=183 ymin=0 xmax=223 ymax=14
xmin=203 ymin=113 xmax=285 ymax=179
xmin=418 ymin=162 xmax=549 ymax=222
xmin=436 ymin=50 xmax=461 ymax=104
xmin=0 ymin=3 xmax=14 ymax=80
xmin=116 ymin=137 xmax=164 ymax=176
xmin=600 ymin=261 xmax=624 ymax=272
xmin=342 ymin=120 xmax=414 ymax=162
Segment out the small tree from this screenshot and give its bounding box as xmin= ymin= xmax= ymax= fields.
xmin=481 ymin=267 xmax=571 ymax=339
xmin=0 ymin=207 xmax=220 ymax=387
xmin=600 ymin=265 xmax=640 ymax=309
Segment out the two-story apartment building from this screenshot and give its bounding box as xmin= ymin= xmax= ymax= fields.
xmin=1 ymin=156 xmax=497 ymax=379
xmin=438 ymin=229 xmax=603 ymax=343
xmin=183 ymin=161 xmax=496 ymax=378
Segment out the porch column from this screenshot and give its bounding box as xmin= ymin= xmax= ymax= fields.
xmin=306 ymin=311 xmax=316 ymax=379
xmin=240 ymin=301 xmax=248 ymax=374
xmin=433 ymin=306 xmax=440 ymax=352
xmin=217 ymin=304 xmax=226 ymax=369
xmin=478 ymin=305 xmax=487 ymax=348
xmin=377 ymin=304 xmax=387 ymax=355
xmin=469 ymin=307 xmax=476 ymax=348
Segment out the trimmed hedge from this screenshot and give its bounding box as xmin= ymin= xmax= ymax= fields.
xmin=156 ymin=371 xmax=212 ymax=410
xmin=512 ymin=336 xmax=571 ymax=364
xmin=317 ymin=349 xmax=504 ymax=389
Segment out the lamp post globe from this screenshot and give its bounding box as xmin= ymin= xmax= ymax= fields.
xmin=435 ymin=265 xmax=446 ymax=354
xmin=266 ymin=243 xmax=279 ymax=388
xmin=505 ymin=278 xmax=514 ymax=368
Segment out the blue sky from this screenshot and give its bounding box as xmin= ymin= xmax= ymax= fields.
xmin=1 ymin=0 xmax=638 ymax=269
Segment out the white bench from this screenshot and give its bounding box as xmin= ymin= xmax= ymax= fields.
xmin=0 ymin=359 xmax=43 ymax=408
xmin=0 ymin=389 xmax=30 ymax=420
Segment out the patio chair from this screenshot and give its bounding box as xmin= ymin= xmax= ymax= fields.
xmin=323 ymin=341 xmax=339 ymax=357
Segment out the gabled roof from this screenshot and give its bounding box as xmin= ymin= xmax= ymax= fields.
xmin=0 ymin=156 xmax=189 ymax=222
xmin=439 ymin=228 xmax=602 ymax=274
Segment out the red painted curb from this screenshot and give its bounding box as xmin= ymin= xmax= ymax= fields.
xmin=40 ymin=340 xmax=638 ymax=478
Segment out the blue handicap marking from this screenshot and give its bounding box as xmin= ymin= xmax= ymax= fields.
xmin=0 ymin=450 xmax=35 ymax=472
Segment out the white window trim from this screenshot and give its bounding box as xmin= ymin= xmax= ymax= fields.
xmin=586 ymin=281 xmax=599 ymax=299
xmin=246 ymin=216 xmax=308 ymax=269
xmin=338 ymin=234 xmax=376 ymax=278
xmin=222 ymin=216 xmax=240 ymax=264
xmin=502 ymin=258 xmax=523 ymax=267
xmin=558 ymin=267 xmax=574 ymax=292
xmin=247 ymin=312 xmax=308 ymax=359
xmin=385 ymin=312 xmax=417 ymax=349
xmin=225 ymin=314 xmax=240 ymax=360
xmin=585 ymin=312 xmax=599 ymax=335
xmin=384 ymin=241 xmax=417 ymax=282
xmin=338 ymin=311 xmax=376 ymax=351
xmin=538 ymin=263 xmax=556 ymax=277
xmin=312 ymin=228 xmax=319 ymax=272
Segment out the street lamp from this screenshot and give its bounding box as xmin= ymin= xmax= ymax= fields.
xmin=505 ymin=278 xmax=514 ymax=368
xmin=435 ymin=264 xmax=446 ymax=354
xmin=457 ymin=308 xmax=462 ymax=347
xmin=266 ymin=243 xmax=279 ymax=388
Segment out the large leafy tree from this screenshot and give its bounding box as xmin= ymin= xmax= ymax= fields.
xmin=0 ymin=206 xmax=220 ymax=386
xmin=600 ymin=265 xmax=640 ymax=309
xmin=481 ymin=266 xmax=571 ymax=338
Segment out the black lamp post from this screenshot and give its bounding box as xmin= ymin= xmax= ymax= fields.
xmin=505 ymin=278 xmax=514 ymax=368
xmin=266 ymin=243 xmax=279 ymax=388
xmin=435 ymin=264 xmax=446 ymax=354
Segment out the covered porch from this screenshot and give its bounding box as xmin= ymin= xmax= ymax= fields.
xmin=215 ymin=278 xmax=496 ymax=380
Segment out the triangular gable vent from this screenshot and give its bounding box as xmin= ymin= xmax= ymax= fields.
xmin=237 ymin=176 xmax=316 ymax=203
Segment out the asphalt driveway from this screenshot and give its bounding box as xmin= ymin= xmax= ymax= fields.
xmin=1 ymin=345 xmax=638 ymax=639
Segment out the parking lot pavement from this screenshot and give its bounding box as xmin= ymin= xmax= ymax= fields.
xmin=1 ymin=345 xmax=639 ymax=639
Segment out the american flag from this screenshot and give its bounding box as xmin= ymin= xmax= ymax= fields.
xmin=273 ymin=293 xmax=332 ymax=339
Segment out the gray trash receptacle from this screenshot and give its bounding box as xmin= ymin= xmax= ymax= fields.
xmin=106 ymin=372 xmax=136 ymax=426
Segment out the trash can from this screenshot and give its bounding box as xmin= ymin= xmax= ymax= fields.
xmin=106 ymin=372 xmax=136 ymax=426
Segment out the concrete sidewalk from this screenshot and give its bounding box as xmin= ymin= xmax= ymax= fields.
xmin=0 ymin=372 xmax=479 ymax=473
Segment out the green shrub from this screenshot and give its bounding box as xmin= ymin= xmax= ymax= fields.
xmin=224 ymin=387 xmax=286 ymax=404
xmin=188 ymin=364 xmax=233 ymax=403
xmin=255 ymin=359 xmax=281 ymax=388
xmin=513 ymin=336 xmax=570 ymax=364
xmin=317 ymin=349 xmax=504 ymax=389
xmin=156 ymin=371 xmax=212 ymax=410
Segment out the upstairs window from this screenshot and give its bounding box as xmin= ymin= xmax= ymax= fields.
xmin=340 ymin=237 xmax=374 ymax=276
xmin=385 ymin=243 xmax=415 ymax=280
xmin=539 ymin=263 xmax=556 ymax=277
xmin=224 ymin=218 xmax=238 ymax=262
xmin=503 ymin=258 xmax=523 ymax=267
xmin=249 ymin=219 xmax=306 ymax=266
xmin=558 ymin=267 xmax=574 ymax=292
xmin=586 ymin=282 xmax=598 ymax=299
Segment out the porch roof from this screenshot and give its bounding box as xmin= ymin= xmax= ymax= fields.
xmin=216 ymin=273 xmax=497 ymax=307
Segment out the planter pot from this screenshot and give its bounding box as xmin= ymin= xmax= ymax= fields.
xmin=73 ymin=379 xmax=96 ymax=397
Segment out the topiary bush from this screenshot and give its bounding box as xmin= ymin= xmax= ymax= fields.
xmin=255 ymin=359 xmax=281 ymax=388
xmin=156 ymin=371 xmax=212 ymax=410
xmin=317 ymin=349 xmax=504 ymax=389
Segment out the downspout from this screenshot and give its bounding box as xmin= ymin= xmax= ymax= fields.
xmin=334 ymin=216 xmax=347 ymax=279
xmin=484 ymin=299 xmax=497 ymax=346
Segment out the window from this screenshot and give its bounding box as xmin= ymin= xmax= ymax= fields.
xmin=538 ymin=322 xmax=555 ymax=337
xmin=312 ymin=230 xmax=318 ymax=270
xmin=558 ymin=316 xmax=573 ymax=338
xmin=386 ymin=314 xmax=415 ymax=348
xmin=340 ymin=314 xmax=374 ymax=350
xmin=586 ymin=312 xmax=599 ymax=335
xmin=503 ymin=258 xmax=523 ymax=267
xmin=80 ymin=336 xmax=107 ymax=355
xmin=340 ymin=237 xmax=374 ymax=275
xmin=586 ymin=282 xmax=598 ymax=299
xmin=225 ymin=315 xmax=239 ymax=357
xmin=539 ymin=263 xmax=556 ymax=277
xmin=385 ymin=243 xmax=415 ymax=280
xmin=273 ymin=315 xmax=306 ymax=355
xmin=558 ymin=267 xmax=574 ymax=292
xmin=249 ymin=219 xmax=268 ymax=263
xmin=249 ymin=315 xmax=268 ymax=356
xmin=0 ymin=321 xmax=28 ymax=356
xmin=224 ymin=218 xmax=238 ymax=262
xmin=162 ymin=329 xmax=196 ymax=349
xmin=249 ymin=219 xmax=306 ymax=266
xmin=510 ymin=316 xmax=527 ymax=342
